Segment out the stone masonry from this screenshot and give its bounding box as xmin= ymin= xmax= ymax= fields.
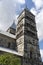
xmin=16 ymin=8 xmax=42 ymax=65
xmin=0 ymin=8 xmax=42 ymax=65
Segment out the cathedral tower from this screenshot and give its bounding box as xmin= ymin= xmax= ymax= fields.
xmin=16 ymin=8 xmax=42 ymax=65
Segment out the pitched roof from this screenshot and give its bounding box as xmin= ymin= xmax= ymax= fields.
xmin=0 ymin=47 xmax=22 ymax=56
xmin=0 ymin=30 xmax=16 ymax=39
xmin=10 ymin=22 xmax=16 ymax=29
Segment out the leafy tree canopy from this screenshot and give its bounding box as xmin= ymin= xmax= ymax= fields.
xmin=0 ymin=53 xmax=21 ymax=65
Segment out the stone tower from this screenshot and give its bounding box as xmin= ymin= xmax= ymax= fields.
xmin=16 ymin=8 xmax=42 ymax=65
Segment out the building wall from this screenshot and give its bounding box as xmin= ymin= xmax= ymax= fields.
xmin=16 ymin=17 xmax=25 ymax=55
xmin=0 ymin=34 xmax=17 ymax=51
xmin=16 ymin=35 xmax=24 ymax=55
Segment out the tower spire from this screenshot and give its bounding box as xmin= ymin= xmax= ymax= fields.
xmin=25 ymin=4 xmax=27 ymax=9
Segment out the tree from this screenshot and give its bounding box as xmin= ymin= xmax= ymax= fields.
xmin=0 ymin=53 xmax=21 ymax=65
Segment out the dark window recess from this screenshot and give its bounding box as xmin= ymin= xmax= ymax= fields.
xmin=25 ymin=29 xmax=35 ymax=37
xmin=25 ymin=22 xmax=36 ymax=32
xmin=38 ymin=53 xmax=41 ymax=57
xmin=29 ymin=40 xmax=32 ymax=44
xmin=17 ymin=16 xmax=25 ymax=25
xmin=17 ymin=17 xmax=24 ymax=25
xmin=33 ymin=40 xmax=35 ymax=43
xmin=17 ymin=24 xmax=23 ymax=32
xmin=25 ymin=45 xmax=27 ymax=49
xmin=24 ymin=57 xmax=28 ymax=63
xmin=30 ymin=51 xmax=32 ymax=59
xmin=26 ymin=60 xmax=28 ymax=63
xmin=0 ymin=45 xmax=3 ymax=47
xmin=7 ymin=42 xmax=10 ymax=48
xmin=24 ymin=29 xmax=38 ymax=39
xmin=9 ymin=28 xmax=16 ymax=35
xmin=24 ymin=49 xmax=27 ymax=53
xmin=16 ymin=30 xmax=23 ymax=39
xmin=12 ymin=42 xmax=17 ymax=51
xmin=25 ymin=16 xmax=35 ymax=24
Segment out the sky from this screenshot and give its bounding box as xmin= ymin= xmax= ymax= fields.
xmin=0 ymin=0 xmax=43 ymax=61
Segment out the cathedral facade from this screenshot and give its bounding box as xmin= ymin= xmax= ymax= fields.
xmin=0 ymin=8 xmax=42 ymax=65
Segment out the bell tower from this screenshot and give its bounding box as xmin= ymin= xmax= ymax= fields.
xmin=16 ymin=8 xmax=42 ymax=65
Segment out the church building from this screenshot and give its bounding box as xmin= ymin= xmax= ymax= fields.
xmin=0 ymin=8 xmax=42 ymax=65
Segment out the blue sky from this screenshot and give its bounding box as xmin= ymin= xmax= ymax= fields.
xmin=0 ymin=0 xmax=43 ymax=61
xmin=25 ymin=0 xmax=35 ymax=9
xmin=39 ymin=40 xmax=43 ymax=49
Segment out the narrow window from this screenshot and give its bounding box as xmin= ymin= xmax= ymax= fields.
xmin=7 ymin=42 xmax=10 ymax=48
xmin=30 ymin=50 xmax=32 ymax=59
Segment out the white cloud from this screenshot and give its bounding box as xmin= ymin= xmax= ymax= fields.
xmin=36 ymin=9 xmax=43 ymax=41
xmin=30 ymin=0 xmax=43 ymax=41
xmin=32 ymin=0 xmax=43 ymax=9
xmin=14 ymin=14 xmax=19 ymax=25
xmin=30 ymin=8 xmax=37 ymax=15
xmin=40 ymin=49 xmax=43 ymax=61
xmin=17 ymin=0 xmax=25 ymax=4
xmin=0 ymin=0 xmax=25 ymax=31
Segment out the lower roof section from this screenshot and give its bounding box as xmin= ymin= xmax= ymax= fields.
xmin=0 ymin=47 xmax=22 ymax=57
xmin=0 ymin=30 xmax=16 ymax=39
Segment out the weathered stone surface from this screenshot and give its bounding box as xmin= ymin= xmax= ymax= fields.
xmin=16 ymin=8 xmax=42 ymax=65
xmin=0 ymin=33 xmax=17 ymax=51
xmin=0 ymin=8 xmax=42 ymax=65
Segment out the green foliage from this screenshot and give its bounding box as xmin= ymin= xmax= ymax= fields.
xmin=0 ymin=53 xmax=21 ymax=65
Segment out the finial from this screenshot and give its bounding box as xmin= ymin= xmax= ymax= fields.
xmin=25 ymin=4 xmax=28 ymax=9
